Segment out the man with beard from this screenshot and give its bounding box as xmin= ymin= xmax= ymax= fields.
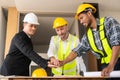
xmin=58 ymin=3 xmax=120 ymax=79
xmin=47 ymin=17 xmax=86 ymax=75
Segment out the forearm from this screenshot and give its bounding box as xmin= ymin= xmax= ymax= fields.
xmin=63 ymin=51 xmax=77 ymax=64
xmin=101 ymin=45 xmax=120 ymax=76
xmin=109 ymin=45 xmax=120 ymax=67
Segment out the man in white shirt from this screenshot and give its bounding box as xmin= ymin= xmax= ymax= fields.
xmin=47 ymin=17 xmax=86 ymax=75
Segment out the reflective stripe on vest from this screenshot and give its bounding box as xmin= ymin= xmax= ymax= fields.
xmin=52 ymin=34 xmax=77 ymax=75
xmin=87 ymin=17 xmax=112 ymax=64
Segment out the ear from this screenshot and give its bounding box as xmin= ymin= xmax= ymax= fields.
xmin=23 ymin=22 xmax=27 ymax=29
xmin=87 ymin=11 xmax=92 ymax=17
xmin=66 ymin=25 xmax=69 ymax=31
xmin=23 ymin=23 xmax=25 ymax=27
xmin=23 ymin=22 xmax=27 ymax=27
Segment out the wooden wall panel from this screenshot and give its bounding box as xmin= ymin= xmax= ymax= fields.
xmin=4 ymin=7 xmax=19 ymax=58
xmin=87 ymin=52 xmax=98 ymax=71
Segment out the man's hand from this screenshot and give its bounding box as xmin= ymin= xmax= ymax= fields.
xmin=47 ymin=61 xmax=59 ymax=68
xmin=101 ymin=45 xmax=120 ymax=76
xmin=58 ymin=60 xmax=65 ymax=67
xmin=101 ymin=64 xmax=114 ymax=76
xmin=50 ymin=57 xmax=59 ymax=66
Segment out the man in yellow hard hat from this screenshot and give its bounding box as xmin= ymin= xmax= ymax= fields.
xmin=0 ymin=13 xmax=56 ymax=76
xmin=58 ymin=3 xmax=120 ymax=79
xmin=47 ymin=17 xmax=86 ymax=75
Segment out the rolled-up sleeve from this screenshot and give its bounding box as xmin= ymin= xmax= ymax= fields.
xmin=73 ymin=35 xmax=90 ymax=56
xmin=105 ymin=17 xmax=120 ymax=47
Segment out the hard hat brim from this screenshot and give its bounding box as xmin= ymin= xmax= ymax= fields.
xmin=23 ymin=21 xmax=40 ymax=25
xmin=75 ymin=14 xmax=79 ymax=19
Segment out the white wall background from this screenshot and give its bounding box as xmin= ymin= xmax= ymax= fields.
xmin=100 ymin=11 xmax=120 ymax=22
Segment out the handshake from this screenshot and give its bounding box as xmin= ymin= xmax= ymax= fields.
xmin=47 ymin=57 xmax=65 ymax=68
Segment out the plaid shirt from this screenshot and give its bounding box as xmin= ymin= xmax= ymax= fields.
xmin=73 ymin=17 xmax=120 ymax=59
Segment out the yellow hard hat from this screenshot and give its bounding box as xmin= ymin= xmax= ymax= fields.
xmin=53 ymin=17 xmax=68 ymax=29
xmin=75 ymin=3 xmax=96 ymax=19
xmin=32 ymin=68 xmax=47 ymax=77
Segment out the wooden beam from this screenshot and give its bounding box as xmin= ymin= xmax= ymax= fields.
xmin=4 ymin=7 xmax=19 ymax=58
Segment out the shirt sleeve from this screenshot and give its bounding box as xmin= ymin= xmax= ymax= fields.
xmin=14 ymin=34 xmax=48 ymax=69
xmin=105 ymin=17 xmax=120 ymax=47
xmin=73 ymin=35 xmax=90 ymax=56
xmin=47 ymin=36 xmax=56 ymax=58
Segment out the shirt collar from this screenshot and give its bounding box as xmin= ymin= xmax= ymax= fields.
xmin=58 ymin=33 xmax=71 ymax=42
xmin=92 ymin=18 xmax=100 ymax=31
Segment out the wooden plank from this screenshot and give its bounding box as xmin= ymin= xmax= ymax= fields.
xmin=4 ymin=7 xmax=19 ymax=58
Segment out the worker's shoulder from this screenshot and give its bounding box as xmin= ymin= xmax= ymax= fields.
xmin=104 ymin=16 xmax=116 ymax=22
xmin=14 ymin=31 xmax=27 ymax=40
xmin=70 ymin=34 xmax=78 ymax=39
xmin=50 ymin=35 xmax=59 ymax=41
xmin=52 ymin=35 xmax=58 ymax=37
xmin=15 ymin=31 xmax=24 ymax=37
